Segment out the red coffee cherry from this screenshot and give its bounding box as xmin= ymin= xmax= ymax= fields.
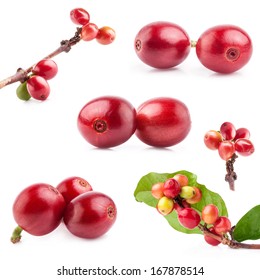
xmin=204 ymin=130 xmax=223 ymax=150
xmin=12 ymin=183 xmax=66 ymax=240
xmin=77 ymin=96 xmax=136 ymax=148
xmin=177 ymin=208 xmax=201 ymax=229
xmin=234 ymin=128 xmax=250 ymax=141
xmin=32 ymin=59 xmax=58 ymax=80
xmin=64 ymin=191 xmax=117 ymax=239
xmin=220 ymin=122 xmax=236 ymax=141
xmin=136 ymin=97 xmax=191 ymax=147
xmin=218 ymin=141 xmax=235 ymax=161
xmin=214 ymin=216 xmax=231 ymax=235
xmin=96 ymin=26 xmax=116 ymax=45
xmin=163 ymin=178 xmax=181 ymax=199
xmin=204 ymin=227 xmax=221 ymax=246
xmin=26 ymin=75 xmax=50 ymax=101
xmin=134 ymin=21 xmax=191 ymax=69
xmin=234 ymin=138 xmax=254 ymax=156
xmin=70 ymin=8 xmax=90 ymax=26
xmin=196 ymin=25 xmax=253 ymax=73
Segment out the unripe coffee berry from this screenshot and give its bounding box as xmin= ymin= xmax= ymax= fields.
xmin=156 ymin=196 xmax=174 ymax=216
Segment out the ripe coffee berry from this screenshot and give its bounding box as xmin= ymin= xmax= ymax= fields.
xmin=136 ymin=97 xmax=191 ymax=147
xmin=11 ymin=183 xmax=66 ymax=243
xmin=220 ymin=122 xmax=236 ymax=141
xmin=234 ymin=128 xmax=250 ymax=141
xmin=96 ymin=26 xmax=116 ymax=45
xmin=26 ymin=75 xmax=50 ymax=101
xmin=204 ymin=227 xmax=221 ymax=246
xmin=77 ymin=96 xmax=136 ymax=148
xmin=70 ymin=8 xmax=90 ymax=26
xmin=163 ymin=178 xmax=181 ymax=199
xmin=204 ymin=130 xmax=223 ymax=150
xmin=81 ymin=23 xmax=99 ymax=41
xmin=177 ymin=208 xmax=201 ymax=229
xmin=135 ymin=21 xmax=191 ymax=69
xmin=64 ymin=191 xmax=117 ymax=239
xmin=56 ymin=176 xmax=92 ymax=204
xmin=32 ymin=59 xmax=58 ymax=80
xmin=218 ymin=141 xmax=235 ymax=161
xmin=196 ymin=25 xmax=252 ymax=73
xmin=213 ymin=216 xmax=231 ymax=235
xmin=234 ymin=138 xmax=254 ymax=156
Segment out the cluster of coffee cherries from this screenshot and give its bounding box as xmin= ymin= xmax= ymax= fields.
xmin=151 ymin=173 xmax=202 ymax=224
xmin=201 ymin=204 xmax=231 ymax=246
xmin=70 ymin=8 xmax=115 ymax=44
xmin=16 ymin=59 xmax=58 ymax=101
xmin=204 ymin=121 xmax=255 ymax=161
xmin=135 ymin=22 xmax=252 ymax=74
xmin=14 ymin=8 xmax=115 ymax=102
xmin=11 ymin=176 xmax=117 ymax=243
xmin=151 ymin=174 xmax=231 ymax=246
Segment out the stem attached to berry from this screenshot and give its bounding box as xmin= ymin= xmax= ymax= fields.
xmin=10 ymin=226 xmax=23 ymax=244
xmin=198 ymin=224 xmax=260 ymax=249
xmin=0 ymin=28 xmax=82 ymax=90
xmin=225 ymin=153 xmax=238 ymax=191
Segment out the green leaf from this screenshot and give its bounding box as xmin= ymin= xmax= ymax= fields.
xmin=233 ymin=205 xmax=260 ymax=242
xmin=134 ymin=170 xmax=228 ymax=235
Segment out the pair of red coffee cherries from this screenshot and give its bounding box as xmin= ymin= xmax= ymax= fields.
xmin=134 ymin=22 xmax=252 ymax=74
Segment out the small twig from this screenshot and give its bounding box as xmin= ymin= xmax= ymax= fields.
xmin=0 ymin=28 xmax=82 ymax=90
xmin=198 ymin=224 xmax=260 ymax=249
xmin=225 ymin=153 xmax=238 ymax=191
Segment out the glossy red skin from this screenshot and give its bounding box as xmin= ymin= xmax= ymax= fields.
xmin=204 ymin=227 xmax=221 ymax=246
xmin=163 ymin=178 xmax=181 ymax=198
xmin=220 ymin=122 xmax=236 ymax=140
xmin=13 ymin=183 xmax=66 ymax=236
xmin=70 ymin=8 xmax=90 ymax=26
xmin=64 ymin=191 xmax=117 ymax=239
xmin=96 ymin=26 xmax=116 ymax=45
xmin=135 ymin=21 xmax=191 ymax=69
xmin=32 ymin=59 xmax=58 ymax=80
xmin=204 ymin=130 xmax=223 ymax=150
xmin=213 ymin=216 xmax=231 ymax=234
xmin=177 ymin=208 xmax=201 ymax=229
xmin=234 ymin=128 xmax=250 ymax=141
xmin=77 ymin=96 xmax=136 ymax=148
xmin=81 ymin=23 xmax=99 ymax=41
xmin=218 ymin=140 xmax=235 ymax=161
xmin=135 ymin=97 xmax=191 ymax=147
xmin=234 ymin=138 xmax=254 ymax=156
xmin=27 ymin=75 xmax=50 ymax=100
xmin=196 ymin=25 xmax=253 ymax=73
xmin=56 ymin=176 xmax=92 ymax=204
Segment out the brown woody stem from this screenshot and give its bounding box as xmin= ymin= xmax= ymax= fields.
xmin=225 ymin=153 xmax=238 ymax=191
xmin=0 ymin=28 xmax=82 ymax=89
xmin=198 ymin=224 xmax=260 ymax=249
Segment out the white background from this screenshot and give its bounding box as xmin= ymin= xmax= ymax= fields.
xmin=0 ymin=0 xmax=260 ymax=279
